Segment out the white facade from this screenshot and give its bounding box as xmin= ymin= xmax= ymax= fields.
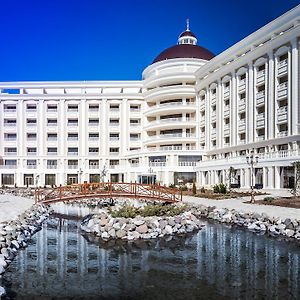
xmin=1 ymin=5 xmax=300 ymax=189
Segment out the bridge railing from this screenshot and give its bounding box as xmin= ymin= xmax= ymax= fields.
xmin=35 ymin=182 xmax=182 ymax=204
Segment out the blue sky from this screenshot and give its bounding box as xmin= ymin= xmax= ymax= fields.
xmin=0 ymin=0 xmax=299 ymax=81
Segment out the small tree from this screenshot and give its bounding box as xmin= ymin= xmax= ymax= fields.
xmin=192 ymin=181 xmax=197 ymax=195
xmin=291 ymin=161 xmax=300 ymax=196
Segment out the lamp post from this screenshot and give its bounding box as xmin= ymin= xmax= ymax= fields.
xmin=246 ymin=151 xmax=259 ymax=203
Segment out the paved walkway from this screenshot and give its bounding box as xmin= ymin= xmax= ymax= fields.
xmin=183 ymin=191 xmax=300 ymax=220
xmin=0 ymin=195 xmax=34 ymax=223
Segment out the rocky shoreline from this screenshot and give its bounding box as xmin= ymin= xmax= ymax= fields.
xmin=189 ymin=204 xmax=300 ymax=241
xmin=0 ymin=204 xmax=52 ymax=295
xmin=81 ymin=209 xmax=204 ymax=241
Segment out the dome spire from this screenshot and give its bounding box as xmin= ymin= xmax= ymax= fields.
xmin=178 ymin=20 xmax=197 ymax=45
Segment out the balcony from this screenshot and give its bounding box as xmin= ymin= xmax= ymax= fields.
xmin=223 ymin=87 xmax=230 ymax=99
xmin=211 ymin=96 xmax=216 ymax=105
xmin=0 ymin=165 xmax=17 ymax=169
xmin=256 ymin=91 xmax=265 ymax=106
xmin=238 ymin=140 xmax=246 ymax=145
xmin=256 ymin=113 xmax=265 ymax=128
xmin=68 ymin=152 xmax=78 ymax=156
xmin=68 ymin=165 xmax=78 ymax=169
xmin=224 ymin=106 xmax=230 ymax=117
xmin=256 ymin=135 xmax=265 ymax=141
xmin=238 ymin=99 xmax=246 ymax=112
xmin=47 ymin=137 xmax=58 ymax=141
xmin=200 ymin=101 xmax=205 ymax=110
xmin=211 ymin=129 xmax=216 ymax=139
xmin=238 ymin=79 xmax=246 ymax=91
xmin=109 ymin=137 xmax=120 ymax=142
xmin=26 ymin=109 xmax=37 ymax=113
xmin=145 ymin=101 xmax=196 ymax=116
xmin=130 ymin=163 xmax=140 ymax=168
xmin=149 ymin=161 xmax=166 ymax=167
xmin=4 ymin=152 xmax=17 ymax=156
xmin=67 ymin=108 xmax=79 ymax=113
xmin=27 ymin=165 xmax=37 ymax=169
xmin=277 ymin=59 xmax=288 ymax=76
xmin=224 ymin=124 xmax=230 ymax=136
xmin=88 ymin=152 xmax=99 ymax=156
xmin=27 ymin=152 xmax=37 ymax=156
xmin=47 ymin=165 xmax=57 ymax=169
xmin=89 ymin=165 xmax=99 ymax=169
xmin=178 ymin=161 xmax=197 ymax=167
xmin=277 ymin=106 xmax=288 ymax=123
xmin=47 ymin=108 xmax=58 ymax=113
xmin=4 ymin=137 xmax=17 ymax=142
xmin=277 ymin=82 xmax=288 ymax=99
xmin=256 ymin=70 xmax=265 ymax=84
xmin=238 ymin=120 xmax=246 ymax=132
xmin=211 ymin=111 xmax=216 ymax=121
xmin=277 ymin=130 xmax=288 ymax=138
xmin=4 ymin=122 xmax=17 ymax=127
xmin=4 ymin=109 xmax=16 ymax=113
xmin=47 ymin=152 xmax=58 ymax=156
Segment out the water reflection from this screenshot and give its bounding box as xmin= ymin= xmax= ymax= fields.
xmin=2 ymin=216 xmax=300 ymax=299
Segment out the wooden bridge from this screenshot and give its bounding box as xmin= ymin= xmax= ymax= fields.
xmin=35 ymin=182 xmax=182 ymax=204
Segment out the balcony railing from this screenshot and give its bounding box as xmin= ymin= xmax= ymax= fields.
xmin=89 ymin=165 xmax=99 ymax=169
xmin=47 ymin=152 xmax=57 ymax=156
xmin=256 ymin=70 xmax=265 ymax=84
xmin=277 ymin=131 xmax=288 ymax=137
xmin=68 ymin=152 xmax=78 ymax=156
xmin=4 ymin=109 xmax=16 ymax=113
xmin=149 ymin=161 xmax=166 ymax=167
xmin=47 ymin=165 xmax=57 ymax=169
xmin=178 ymin=161 xmax=197 ymax=167
xmin=277 ymin=59 xmax=288 ymax=75
xmin=0 ymin=165 xmax=17 ymax=169
xmin=27 ymin=165 xmax=37 ymax=169
xmin=4 ymin=123 xmax=17 ymax=127
xmin=4 ymin=152 xmax=17 ymax=156
xmin=68 ymin=165 xmax=78 ymax=169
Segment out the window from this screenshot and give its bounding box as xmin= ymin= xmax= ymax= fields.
xmin=109 ymin=147 xmax=119 ymax=153
xmin=109 ymin=133 xmax=119 ymax=141
xmin=89 ymin=133 xmax=99 ymax=140
xmin=47 ymin=147 xmax=57 ymax=154
xmin=47 ymin=119 xmax=57 ymax=126
xmin=89 ymin=147 xmax=99 ymax=154
xmin=26 ymin=104 xmax=37 ymax=111
xmin=1 ymin=174 xmax=14 ymax=185
xmin=27 ymin=119 xmax=37 ymax=125
xmin=279 ymin=53 xmax=288 ymax=61
xmin=130 ymin=105 xmax=140 ymax=112
xmin=130 ymin=119 xmax=140 ymax=126
xmin=110 ymin=119 xmax=119 ymax=126
xmin=4 ymin=133 xmax=17 ymax=140
xmin=47 ymin=160 xmax=57 ymax=168
xmin=68 ymin=104 xmax=78 ymax=112
xmin=47 ymin=104 xmax=57 ymax=112
xmin=89 ymin=104 xmax=99 ymax=111
xmin=68 ymin=119 xmax=78 ymax=126
xmin=110 ymin=104 xmax=119 ymax=111
xmin=45 ymin=174 xmax=56 ymax=186
xmin=27 ymin=147 xmax=37 ymax=155
xmin=130 ymin=133 xmax=140 ymax=140
xmin=47 ymin=133 xmax=57 ymax=140
xmin=68 ymin=160 xmax=78 ymax=166
xmin=5 ymin=147 xmax=17 ymax=154
xmin=68 ymin=147 xmax=78 ymax=155
xmin=89 ymin=118 xmax=99 ymax=125
xmin=24 ymin=174 xmax=34 ymax=186
xmin=68 ymin=133 xmax=78 ymax=140
xmin=240 ymin=74 xmax=246 ymax=80
xmin=4 ymin=104 xmax=16 ymax=112
xmin=27 ymin=133 xmax=37 ymax=140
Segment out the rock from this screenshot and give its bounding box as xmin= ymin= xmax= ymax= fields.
xmin=0 ymin=286 xmax=6 ymax=297
xmin=159 ymin=220 xmax=167 ymax=229
xmin=0 ymin=257 xmax=7 ymax=268
xmin=11 ymin=240 xmax=20 ymax=249
xmin=164 ymin=225 xmax=173 ymax=235
xmin=112 ymin=222 xmax=121 ymax=230
xmin=101 ymin=232 xmax=109 ymax=239
xmin=99 ymin=217 xmax=108 ymax=226
xmin=0 ymin=265 xmax=5 ymax=275
xmin=136 ymin=224 xmax=148 ymax=234
xmin=116 ymin=230 xmax=127 ymax=238
xmin=284 ymin=218 xmax=292 ymax=226
xmin=133 ymin=219 xmax=145 ymax=226
xmin=168 ymin=218 xmax=175 ymax=226
xmin=284 ymin=229 xmax=295 ymax=237
xmin=248 ymin=223 xmax=258 ymax=230
xmin=108 ymin=228 xmax=116 ymax=238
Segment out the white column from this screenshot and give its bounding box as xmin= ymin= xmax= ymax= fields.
xmin=216 ymin=80 xmax=222 ymax=148
xmin=291 ymin=38 xmax=299 ymax=135
xmin=274 ymin=166 xmax=281 ymax=189
xmin=231 ymin=72 xmax=237 ymax=146
xmin=267 ymin=166 xmax=275 ymax=189
xmin=263 ymin=167 xmax=268 ymax=189
xmin=248 ymin=62 xmax=255 ymax=143
xmin=267 ymin=50 xmax=275 ymax=139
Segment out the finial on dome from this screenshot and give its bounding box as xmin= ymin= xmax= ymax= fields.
xmin=186 ymin=18 xmax=190 ymax=31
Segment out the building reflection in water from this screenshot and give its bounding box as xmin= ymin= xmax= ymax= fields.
xmin=3 ymin=217 xmax=300 ymax=299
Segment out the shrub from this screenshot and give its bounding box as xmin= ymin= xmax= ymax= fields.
xmin=213 ymin=183 xmax=227 ymax=194
xmin=200 ymin=187 xmax=206 ymax=193
xmin=110 ymin=204 xmax=187 ymax=218
xmin=110 ymin=205 xmax=138 ymax=218
xmin=169 ymin=184 xmax=176 ymax=188
xmin=213 ymin=184 xmax=220 ymax=193
xmin=263 ymin=196 xmax=274 ymax=203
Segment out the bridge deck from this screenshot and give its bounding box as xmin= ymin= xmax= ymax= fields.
xmin=35 ymin=182 xmax=182 ymax=204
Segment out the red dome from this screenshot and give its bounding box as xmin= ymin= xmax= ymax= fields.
xmin=179 ymin=30 xmax=197 ymax=38
xmin=152 ymin=44 xmax=215 ymax=64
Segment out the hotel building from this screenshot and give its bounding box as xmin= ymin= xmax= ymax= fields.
xmin=0 ymin=5 xmax=300 ymax=189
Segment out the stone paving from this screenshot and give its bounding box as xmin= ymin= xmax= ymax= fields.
xmin=183 ymin=189 xmax=300 ymax=220
xmin=0 ymin=195 xmax=34 ymax=223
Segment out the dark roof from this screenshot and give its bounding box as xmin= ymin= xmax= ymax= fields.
xmin=179 ymin=30 xmax=197 ymax=38
xmin=152 ymin=44 xmax=215 ymax=64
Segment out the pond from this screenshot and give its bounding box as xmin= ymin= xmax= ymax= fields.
xmin=1 ymin=212 xmax=300 ymax=299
